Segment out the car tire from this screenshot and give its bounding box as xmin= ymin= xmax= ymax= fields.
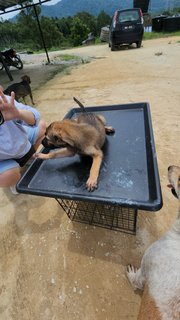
xmin=111 ymin=43 xmax=115 ymax=51
xmin=136 ymin=40 xmax=142 ymax=48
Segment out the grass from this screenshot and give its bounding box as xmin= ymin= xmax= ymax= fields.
xmin=15 ymin=31 xmax=180 ymax=55
xmin=55 ymin=54 xmax=81 ymax=61
xmin=143 ymin=30 xmax=180 ymax=40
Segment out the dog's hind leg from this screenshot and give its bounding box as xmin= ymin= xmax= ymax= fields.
xmin=96 ymin=115 xmax=115 ymax=134
xmin=126 ymin=265 xmax=145 ymax=290
xmin=96 ymin=114 xmax=106 ymax=125
xmin=105 ymin=126 xmax=115 ymax=134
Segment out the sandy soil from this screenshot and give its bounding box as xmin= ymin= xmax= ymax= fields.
xmin=0 ymin=37 xmax=180 ymax=320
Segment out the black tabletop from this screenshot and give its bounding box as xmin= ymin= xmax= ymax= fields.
xmin=17 ymin=103 xmax=162 ymax=211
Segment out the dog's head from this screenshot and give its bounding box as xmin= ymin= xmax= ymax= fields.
xmin=168 ymin=165 xmax=180 ymax=200
xmin=42 ymin=121 xmax=69 ymax=149
xmin=21 ymin=75 xmax=31 ymax=84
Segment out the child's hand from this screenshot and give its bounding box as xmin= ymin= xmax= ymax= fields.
xmin=0 ymin=90 xmax=20 ymax=121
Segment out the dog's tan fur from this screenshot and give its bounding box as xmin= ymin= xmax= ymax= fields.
xmin=35 ymin=108 xmax=114 ymax=191
xmin=127 ymin=165 xmax=180 ymax=320
xmin=137 ymin=284 xmax=162 ymax=320
xmin=4 ymin=75 xmax=35 ymax=105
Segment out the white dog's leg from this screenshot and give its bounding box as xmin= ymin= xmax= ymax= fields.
xmin=126 ymin=265 xmax=145 ymax=290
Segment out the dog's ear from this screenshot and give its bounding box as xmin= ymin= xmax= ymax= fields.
xmin=52 ymin=133 xmax=75 ymax=148
xmin=53 ymin=135 xmax=61 ymax=143
xmin=61 ymin=135 xmax=75 ymax=148
xmin=53 ymin=135 xmax=58 ymax=142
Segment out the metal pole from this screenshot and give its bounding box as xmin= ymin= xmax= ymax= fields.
xmin=33 ymin=4 xmax=50 ymax=64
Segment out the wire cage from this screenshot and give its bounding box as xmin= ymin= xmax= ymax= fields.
xmin=56 ymin=199 xmax=137 ymax=235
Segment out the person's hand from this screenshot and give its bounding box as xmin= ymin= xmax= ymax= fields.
xmin=0 ymin=90 xmax=20 ymax=121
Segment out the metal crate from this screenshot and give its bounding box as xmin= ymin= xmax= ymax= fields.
xmin=56 ymin=199 xmax=137 ymax=235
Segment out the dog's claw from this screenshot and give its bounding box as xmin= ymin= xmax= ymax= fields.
xmin=86 ymin=178 xmax=98 ymax=192
xmin=87 ymin=185 xmax=97 ymax=192
xmin=127 ymin=264 xmax=132 ymax=273
xmin=127 ymin=264 xmax=138 ymax=274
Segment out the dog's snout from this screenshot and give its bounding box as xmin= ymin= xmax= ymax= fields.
xmin=167 ymin=165 xmax=180 ymax=200
xmin=41 ymin=137 xmax=49 ymax=148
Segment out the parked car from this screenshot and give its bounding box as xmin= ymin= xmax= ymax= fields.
xmin=109 ymin=8 xmax=144 ymax=51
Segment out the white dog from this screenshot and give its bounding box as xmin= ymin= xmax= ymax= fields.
xmin=127 ymin=165 xmax=180 ymax=320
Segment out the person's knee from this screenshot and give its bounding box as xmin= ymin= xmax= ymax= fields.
xmin=0 ymin=167 xmax=21 ymax=188
xmin=33 ymin=119 xmax=46 ymax=150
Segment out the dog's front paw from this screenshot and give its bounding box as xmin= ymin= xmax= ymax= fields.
xmin=126 ymin=265 xmax=138 ymax=288
xmin=86 ymin=177 xmax=98 ymax=192
xmin=126 ymin=265 xmax=144 ymax=290
xmin=34 ymin=152 xmax=48 ymax=160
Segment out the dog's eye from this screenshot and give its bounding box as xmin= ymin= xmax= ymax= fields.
xmin=53 ymin=135 xmax=59 ymax=142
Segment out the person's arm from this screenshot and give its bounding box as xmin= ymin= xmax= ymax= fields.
xmin=17 ymin=109 xmax=36 ymax=125
xmin=0 ymin=90 xmax=40 ymax=126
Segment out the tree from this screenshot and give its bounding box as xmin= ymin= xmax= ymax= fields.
xmin=96 ymin=11 xmax=111 ymax=34
xmin=75 ymin=12 xmax=97 ymax=35
xmin=0 ymin=21 xmax=18 ymax=48
xmin=0 ymin=9 xmax=112 ymax=51
xmin=16 ymin=6 xmax=41 ymax=49
xmin=40 ymin=17 xmax=63 ymax=48
xmin=70 ymin=17 xmax=90 ymax=46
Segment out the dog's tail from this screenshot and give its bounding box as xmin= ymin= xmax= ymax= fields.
xmin=73 ymin=97 xmax=86 ymax=112
xmin=73 ymin=96 xmax=98 ymax=126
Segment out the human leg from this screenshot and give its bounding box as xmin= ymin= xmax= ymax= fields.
xmin=0 ymin=160 xmax=21 ymax=188
xmin=34 ymin=119 xmax=46 ymax=150
xmin=0 ymin=120 xmax=46 ymax=189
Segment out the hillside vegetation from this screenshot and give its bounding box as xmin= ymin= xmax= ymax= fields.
xmin=0 ymin=4 xmax=179 ymax=52
xmin=41 ymin=0 xmax=180 ymax=18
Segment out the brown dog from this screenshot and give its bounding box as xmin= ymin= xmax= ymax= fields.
xmin=4 ymin=75 xmax=35 ymax=105
xmin=35 ymin=97 xmax=115 ymax=191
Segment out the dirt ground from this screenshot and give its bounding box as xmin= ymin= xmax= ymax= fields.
xmin=0 ymin=37 xmax=180 ymax=320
